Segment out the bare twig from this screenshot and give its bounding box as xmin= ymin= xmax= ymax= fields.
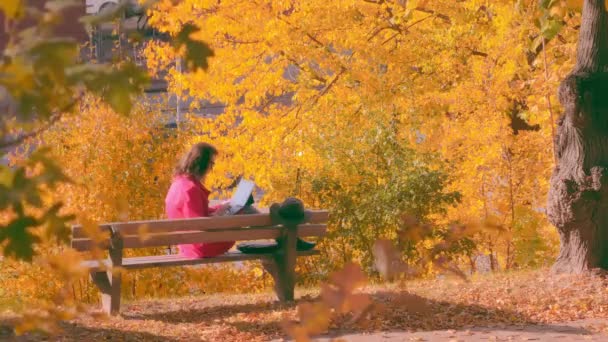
xmin=466 ymin=47 xmax=489 ymax=57
xmin=382 ymin=32 xmax=400 ymax=46
xmin=0 ymin=113 xmax=62 ymax=149
xmin=317 ymin=66 xmax=346 ymax=99
xmin=0 ymin=97 xmax=80 ymax=149
xmin=223 ymin=34 xmax=262 ymax=45
xmin=415 ymin=7 xmax=451 ymax=24
xmin=404 ymin=14 xmax=435 ymax=31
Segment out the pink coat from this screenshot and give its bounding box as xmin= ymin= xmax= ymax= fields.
xmin=165 ymin=175 xmax=234 ymax=258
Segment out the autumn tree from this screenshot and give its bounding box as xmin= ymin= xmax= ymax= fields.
xmin=145 ymin=0 xmax=484 ymax=272
xmin=145 ymin=0 xmax=568 ymax=273
xmin=546 ymin=0 xmax=608 ymax=273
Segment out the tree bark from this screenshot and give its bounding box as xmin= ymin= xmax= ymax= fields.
xmin=546 ymin=0 xmax=608 ymax=273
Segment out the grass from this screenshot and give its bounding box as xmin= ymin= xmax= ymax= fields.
xmin=1 ymin=269 xmax=607 ymax=341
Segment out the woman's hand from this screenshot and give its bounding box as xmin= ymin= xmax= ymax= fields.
xmin=212 ymin=201 xmax=232 ymax=216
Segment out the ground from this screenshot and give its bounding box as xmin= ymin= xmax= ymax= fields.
xmin=1 ymin=270 xmax=607 ymax=341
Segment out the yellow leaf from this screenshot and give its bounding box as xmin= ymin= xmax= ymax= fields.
xmin=0 ymin=0 xmax=23 ymax=19
xmin=298 ymin=302 xmax=331 ymax=335
xmin=252 ymin=266 xmax=264 ymax=277
xmin=329 ymin=262 xmax=366 ymax=292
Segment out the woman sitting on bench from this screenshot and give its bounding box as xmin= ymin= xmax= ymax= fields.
xmin=164 ymin=142 xmax=234 ymax=258
xmin=165 ymin=142 xmax=315 ymax=258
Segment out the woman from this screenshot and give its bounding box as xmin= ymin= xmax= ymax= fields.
xmin=165 ymin=142 xmax=234 ymax=258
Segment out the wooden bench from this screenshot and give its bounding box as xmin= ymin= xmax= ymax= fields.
xmin=71 ymin=209 xmax=328 ymax=315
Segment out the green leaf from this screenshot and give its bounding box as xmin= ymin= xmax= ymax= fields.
xmin=541 ymin=18 xmax=564 ymax=40
xmin=24 ymin=189 xmax=43 ymax=208
xmin=174 ymin=24 xmax=214 ymax=72
xmin=107 ymin=84 xmax=133 ymax=115
xmin=12 ymin=168 xmax=28 ymax=191
xmin=538 ymin=0 xmax=552 ymax=10
xmin=0 ymin=184 xmax=9 ymax=210
xmin=0 ymin=165 xmax=13 ymax=187
xmin=67 ymin=62 xmax=149 ymax=115
xmin=0 ymin=216 xmax=41 ymax=262
xmin=0 ymin=148 xmax=74 ymax=261
xmin=29 ymin=39 xmax=78 ymax=68
xmin=105 ymin=62 xmax=150 ymax=115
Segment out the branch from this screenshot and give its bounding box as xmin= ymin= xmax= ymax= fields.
xmin=415 ymin=7 xmax=451 ymax=24
xmin=0 ymin=113 xmax=63 ymax=149
xmin=277 ymin=16 xmax=328 ymax=56
xmin=368 ymin=9 xmax=448 ymax=44
xmin=192 ymin=5 xmax=220 ymax=16
xmin=466 ymin=47 xmax=488 ymax=58
xmin=526 ymin=24 xmax=567 ymax=66
xmin=278 ymin=66 xmax=347 ymax=123
xmin=368 ymin=26 xmax=398 ymax=42
xmin=403 ymin=14 xmax=436 ymax=30
xmin=0 ymin=97 xmax=80 ymax=150
xmin=305 ymin=32 xmax=325 ymax=48
xmin=223 ymin=34 xmax=262 ymax=45
xmin=279 ymin=50 xmax=328 ymax=83
xmin=296 ymin=66 xmax=346 ymax=118
xmin=317 ymin=66 xmax=346 ymax=99
xmin=381 ymin=32 xmax=400 ymax=46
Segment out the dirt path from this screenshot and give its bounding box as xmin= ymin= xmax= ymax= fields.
xmin=312 ymin=319 xmax=608 ymax=342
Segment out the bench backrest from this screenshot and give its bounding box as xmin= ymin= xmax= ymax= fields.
xmin=71 ymin=210 xmax=329 ymax=251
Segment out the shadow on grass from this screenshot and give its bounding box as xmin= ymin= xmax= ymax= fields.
xmin=346 ymin=291 xmax=592 ymax=336
xmin=123 ymin=299 xmax=297 ymax=323
xmin=2 ymin=289 xmax=592 ymax=341
xmin=0 ymin=319 xmax=177 ymax=342
xmin=125 ymin=291 xmax=591 ymax=338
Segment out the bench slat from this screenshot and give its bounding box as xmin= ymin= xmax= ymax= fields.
xmin=82 ymin=250 xmax=320 ymax=272
xmin=71 ymin=210 xmax=329 ymax=238
xmin=72 ymin=224 xmax=327 ymax=251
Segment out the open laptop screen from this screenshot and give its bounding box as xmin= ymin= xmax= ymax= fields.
xmin=228 ymin=179 xmax=255 ymax=214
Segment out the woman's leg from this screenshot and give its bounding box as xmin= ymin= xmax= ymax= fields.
xmin=197 ymin=205 xmax=259 ymax=257
xmin=199 ymin=241 xmax=236 ymax=257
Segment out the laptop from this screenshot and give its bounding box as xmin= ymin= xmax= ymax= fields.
xmin=226 ymin=179 xmax=256 ymax=215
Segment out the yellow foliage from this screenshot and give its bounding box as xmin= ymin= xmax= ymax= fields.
xmin=144 ymin=0 xmax=564 ymax=271
xmin=0 ymin=0 xmax=23 ymax=19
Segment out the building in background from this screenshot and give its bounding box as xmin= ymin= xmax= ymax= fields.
xmin=84 ymin=0 xmax=230 ymax=124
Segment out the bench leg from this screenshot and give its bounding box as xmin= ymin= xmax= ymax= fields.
xmin=263 ymin=224 xmax=298 ymax=302
xmin=90 ymin=270 xmax=122 ymax=315
xmin=262 ymin=257 xmax=295 ymax=302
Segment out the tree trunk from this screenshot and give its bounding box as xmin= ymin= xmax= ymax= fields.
xmin=546 ymin=0 xmax=608 ymax=273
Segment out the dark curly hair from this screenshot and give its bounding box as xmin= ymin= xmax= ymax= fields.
xmin=174 ymin=143 xmax=218 ymax=178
